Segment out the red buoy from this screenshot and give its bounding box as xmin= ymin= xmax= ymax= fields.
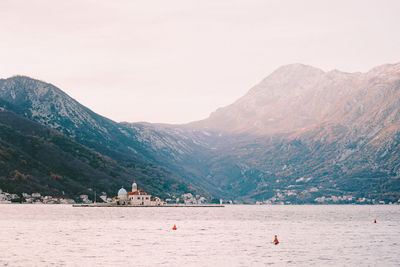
xmin=273 ymin=235 xmax=279 ymax=245
xmin=172 ymin=224 xmax=177 ymax=230
xmin=374 ymin=219 xmax=377 ymax=223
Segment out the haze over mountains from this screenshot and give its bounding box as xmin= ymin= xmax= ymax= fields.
xmin=192 ymin=63 xmax=400 ymax=135
xmin=0 ymin=62 xmax=399 ymax=203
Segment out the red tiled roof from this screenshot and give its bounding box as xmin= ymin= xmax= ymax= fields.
xmin=127 ymin=190 xmax=149 ymax=195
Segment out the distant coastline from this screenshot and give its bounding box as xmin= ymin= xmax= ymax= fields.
xmin=72 ymin=203 xmax=224 ymax=208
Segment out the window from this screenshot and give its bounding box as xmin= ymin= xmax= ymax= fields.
xmin=146 ymin=197 xmax=149 ymax=200
xmin=137 ymin=197 xmax=140 ymax=200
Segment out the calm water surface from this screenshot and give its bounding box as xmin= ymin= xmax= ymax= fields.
xmin=0 ymin=205 xmax=399 ymax=266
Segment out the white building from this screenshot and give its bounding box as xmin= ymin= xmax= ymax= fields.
xmin=32 ymin=193 xmax=41 ymax=198
xmin=79 ymin=195 xmax=92 ymax=204
xmin=114 ymin=182 xmax=164 ymax=206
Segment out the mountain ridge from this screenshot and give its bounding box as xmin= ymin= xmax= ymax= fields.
xmin=188 ymin=62 xmax=400 ymax=136
xmin=0 ymin=76 xmax=209 ymax=200
xmin=1 ymin=61 xmax=399 ymax=203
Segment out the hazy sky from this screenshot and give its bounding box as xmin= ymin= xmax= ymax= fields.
xmin=1 ymin=0 xmax=399 ymax=124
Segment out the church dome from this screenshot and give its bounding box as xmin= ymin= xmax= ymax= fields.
xmin=118 ymin=187 xmax=127 ymax=195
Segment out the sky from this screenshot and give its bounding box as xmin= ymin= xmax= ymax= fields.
xmin=1 ymin=0 xmax=400 ymax=124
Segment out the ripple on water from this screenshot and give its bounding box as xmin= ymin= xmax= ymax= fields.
xmin=0 ymin=205 xmax=399 ymax=266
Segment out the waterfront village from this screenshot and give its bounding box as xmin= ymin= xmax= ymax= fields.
xmin=254 ymin=188 xmax=400 ymax=205
xmin=1 ymin=184 xmax=399 ymax=205
xmin=0 ymin=182 xmax=209 ymax=205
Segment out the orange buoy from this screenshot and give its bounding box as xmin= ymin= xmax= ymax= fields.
xmin=273 ymin=235 xmax=279 ymax=245
xmin=172 ymin=224 xmax=177 ymax=230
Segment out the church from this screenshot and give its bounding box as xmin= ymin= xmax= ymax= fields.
xmin=113 ymin=182 xmax=163 ymax=206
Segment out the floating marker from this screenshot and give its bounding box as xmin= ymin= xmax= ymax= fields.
xmin=374 ymin=219 xmax=377 ymax=223
xmin=172 ymin=224 xmax=177 ymax=230
xmin=273 ymin=235 xmax=279 ymax=245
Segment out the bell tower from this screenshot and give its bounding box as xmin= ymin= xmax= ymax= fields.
xmin=132 ymin=182 xmax=137 ymax=192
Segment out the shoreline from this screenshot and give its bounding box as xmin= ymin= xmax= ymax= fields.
xmin=72 ymin=203 xmax=225 ymax=208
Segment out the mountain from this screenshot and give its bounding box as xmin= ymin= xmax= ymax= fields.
xmin=0 ymin=76 xmax=154 ymax=161
xmin=1 ymin=62 xmax=399 ymax=204
xmin=185 ymin=63 xmax=400 ymax=202
xmin=191 ymin=63 xmax=400 ymax=136
xmin=0 ymin=76 xmax=206 ymax=200
xmin=0 ymin=108 xmax=201 ymax=200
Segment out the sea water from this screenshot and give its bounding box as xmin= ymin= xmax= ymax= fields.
xmin=0 ymin=205 xmax=399 ymax=266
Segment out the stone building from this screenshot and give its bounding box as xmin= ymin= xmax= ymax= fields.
xmin=114 ymin=183 xmax=163 ymax=206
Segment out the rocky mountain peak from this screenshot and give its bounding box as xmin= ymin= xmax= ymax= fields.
xmin=272 ymin=63 xmax=324 ymax=75
xmin=248 ymin=63 xmax=324 ymax=96
xmin=190 ymin=62 xmax=400 ymax=135
xmin=368 ymin=62 xmax=400 ymax=74
xmin=0 ymin=75 xmax=112 ymax=138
